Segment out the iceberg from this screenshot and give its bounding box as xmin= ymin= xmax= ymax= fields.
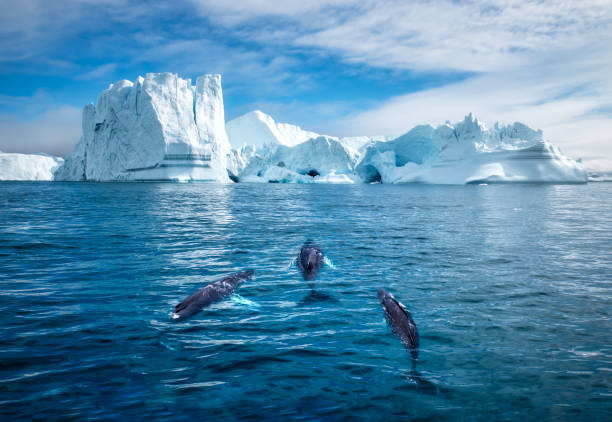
xmin=49 ymin=73 xmax=586 ymax=185
xmin=588 ymin=171 xmax=612 ymax=182
xmin=232 ymin=136 xmax=360 ymax=183
xmin=225 ymin=110 xmax=387 ymax=183
xmin=54 ymin=73 xmax=231 ymax=182
xmin=355 ymin=114 xmax=587 ymax=184
xmin=0 ymin=151 xmax=63 ymax=181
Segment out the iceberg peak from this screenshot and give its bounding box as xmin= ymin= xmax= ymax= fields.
xmin=226 ymin=109 xmax=321 ymax=150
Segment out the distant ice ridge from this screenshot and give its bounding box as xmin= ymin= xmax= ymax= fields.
xmin=227 ymin=110 xmax=392 ymax=153
xmin=0 ymin=151 xmax=63 ymax=181
xmin=588 ymin=171 xmax=612 ymax=182
xmin=226 ymin=111 xmax=587 ymax=184
xmin=54 ymin=73 xmax=231 ymax=182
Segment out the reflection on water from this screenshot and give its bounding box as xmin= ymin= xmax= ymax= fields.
xmin=0 ymin=182 xmax=611 ymax=420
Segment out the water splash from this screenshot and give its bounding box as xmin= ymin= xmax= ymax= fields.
xmin=231 ymin=294 xmax=261 ymax=310
xmin=285 ymin=257 xmax=297 ymax=271
xmin=323 ymin=256 xmax=337 ymax=269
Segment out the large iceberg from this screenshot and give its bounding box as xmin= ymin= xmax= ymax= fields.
xmin=55 ymin=73 xmax=231 ymax=182
xmin=0 ymin=152 xmax=63 ymax=181
xmin=355 ymin=114 xmax=587 ymax=184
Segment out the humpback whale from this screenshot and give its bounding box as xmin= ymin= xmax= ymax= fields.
xmin=378 ymin=288 xmax=441 ymax=394
xmin=171 ymin=270 xmax=254 ymax=321
xmin=378 ymin=288 xmax=419 ymax=368
xmin=297 ymin=243 xmax=324 ymax=284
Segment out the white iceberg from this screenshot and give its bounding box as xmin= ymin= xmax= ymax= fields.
xmin=225 ymin=110 xmax=387 ymax=183
xmin=355 ymin=114 xmax=587 ymax=184
xmin=0 ymin=151 xmax=63 ymax=181
xmin=233 ymin=136 xmax=360 ymax=183
xmin=55 ymin=73 xmax=231 ymax=182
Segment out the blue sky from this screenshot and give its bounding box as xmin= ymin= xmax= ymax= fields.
xmin=1 ymin=0 xmax=611 ymax=169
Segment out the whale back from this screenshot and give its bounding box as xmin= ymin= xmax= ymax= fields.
xmin=173 ymin=270 xmax=254 ymax=320
xmin=378 ymin=288 xmax=419 ymax=361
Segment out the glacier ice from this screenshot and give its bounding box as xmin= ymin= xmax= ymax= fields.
xmin=54 ymin=73 xmax=231 ymax=182
xmin=48 ymin=73 xmax=587 ymax=184
xmin=0 ymin=151 xmax=63 ymax=181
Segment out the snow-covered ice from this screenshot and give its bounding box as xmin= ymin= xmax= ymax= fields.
xmin=232 ymin=136 xmax=360 ymax=183
xmin=55 ymin=73 xmax=231 ymax=182
xmin=0 ymin=152 xmax=63 ymax=181
xmin=226 ymin=110 xmax=321 ymax=149
xmin=355 ymin=114 xmax=587 ymax=184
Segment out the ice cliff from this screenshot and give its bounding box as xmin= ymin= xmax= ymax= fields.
xmin=54 ymin=73 xmax=231 ymax=182
xmin=0 ymin=152 xmax=63 ymax=181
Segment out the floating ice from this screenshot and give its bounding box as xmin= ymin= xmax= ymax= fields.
xmin=54 ymin=73 xmax=231 ymax=182
xmin=356 ymin=114 xmax=587 ymax=184
xmin=0 ymin=151 xmax=63 ymax=181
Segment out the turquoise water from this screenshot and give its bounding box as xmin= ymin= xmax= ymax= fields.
xmin=1 ymin=182 xmax=611 ymax=420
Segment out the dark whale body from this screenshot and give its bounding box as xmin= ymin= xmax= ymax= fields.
xmin=297 ymin=243 xmax=324 ymax=283
xmin=378 ymin=288 xmax=419 ymax=366
xmin=171 ymin=270 xmax=254 ymax=321
xmin=379 ymin=288 xmax=444 ymax=395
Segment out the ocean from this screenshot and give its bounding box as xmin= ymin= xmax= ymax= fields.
xmin=1 ymin=182 xmax=610 ymax=420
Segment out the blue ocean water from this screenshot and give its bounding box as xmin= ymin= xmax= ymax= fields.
xmin=0 ymin=182 xmax=611 ymax=421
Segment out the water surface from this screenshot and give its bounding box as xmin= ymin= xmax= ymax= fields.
xmin=1 ymin=182 xmax=611 ymax=420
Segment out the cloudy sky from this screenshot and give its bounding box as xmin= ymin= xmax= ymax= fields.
xmin=1 ymin=0 xmax=611 ymax=169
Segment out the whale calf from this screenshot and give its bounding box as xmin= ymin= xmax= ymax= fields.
xmin=378 ymin=288 xmax=419 ymax=367
xmin=171 ymin=270 xmax=254 ymax=321
xmin=297 ymin=243 xmax=324 ymax=284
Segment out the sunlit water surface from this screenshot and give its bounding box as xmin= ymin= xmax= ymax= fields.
xmin=0 ymin=182 xmax=611 ymax=420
